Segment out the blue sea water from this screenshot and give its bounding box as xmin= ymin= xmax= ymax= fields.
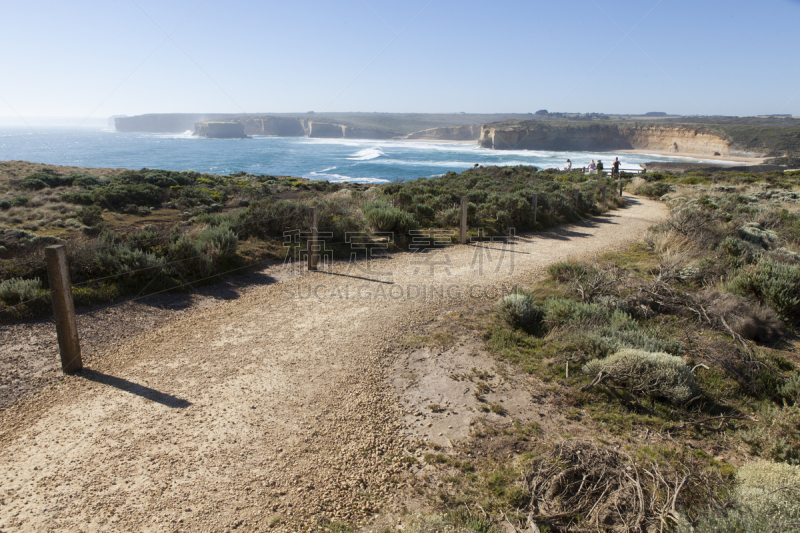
xmin=0 ymin=125 xmax=733 ymax=183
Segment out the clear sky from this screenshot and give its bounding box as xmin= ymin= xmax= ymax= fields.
xmin=1 ymin=0 xmax=799 ymax=120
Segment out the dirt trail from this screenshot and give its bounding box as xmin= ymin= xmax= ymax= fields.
xmin=0 ymin=197 xmax=666 ymax=532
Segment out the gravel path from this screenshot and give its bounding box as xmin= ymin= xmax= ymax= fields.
xmin=0 ymin=197 xmax=666 ymax=532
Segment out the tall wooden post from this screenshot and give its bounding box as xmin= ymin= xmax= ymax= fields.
xmin=460 ymin=197 xmax=468 ymax=244
xmin=45 ymin=245 xmax=82 ymax=373
xmin=532 ymin=193 xmax=538 ymax=226
xmin=308 ymin=207 xmax=318 ymax=271
xmin=574 ymin=189 xmax=579 ymax=211
xmin=602 ymin=185 xmax=607 ymax=204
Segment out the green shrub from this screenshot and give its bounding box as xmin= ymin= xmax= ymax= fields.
xmin=196 ymin=225 xmax=238 ymax=257
xmin=0 ymin=200 xmax=10 ymax=210
xmin=21 ymin=177 xmax=48 ymax=190
xmin=547 ymin=259 xmax=585 ymax=282
xmin=542 ymin=297 xmax=610 ymax=327
xmin=75 ymin=206 xmax=104 ymax=227
xmin=495 ymin=290 xmax=541 ymax=331
xmin=362 ymin=201 xmax=416 ymax=234
xmin=71 ymin=174 xmax=103 ymax=188
xmin=21 ymin=172 xmax=75 ymax=189
xmin=167 ymin=237 xmax=213 ymax=278
xmin=583 ymin=349 xmax=699 ymax=404
xmin=10 ymin=196 xmax=29 ymax=207
xmin=60 ymin=192 xmax=94 ymax=205
xmin=741 ymin=403 xmax=800 ymax=464
xmin=0 ymin=277 xmax=42 ymax=304
xmin=636 ymin=181 xmax=674 ymax=199
xmin=93 ymin=242 xmax=167 ymax=281
xmin=779 ymin=373 xmax=800 ymax=405
xmin=728 ymin=258 xmax=800 ymax=321
xmin=91 ymin=183 xmax=163 ymax=209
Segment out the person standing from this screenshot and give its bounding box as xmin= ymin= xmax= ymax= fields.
xmin=612 ymin=157 xmax=621 ymax=177
xmin=588 ymin=159 xmax=596 ymax=174
xmin=565 ymin=159 xmax=572 ymax=171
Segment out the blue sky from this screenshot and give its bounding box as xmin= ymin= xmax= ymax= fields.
xmin=1 ymin=0 xmax=798 ymax=119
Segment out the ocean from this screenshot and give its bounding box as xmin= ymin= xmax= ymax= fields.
xmin=0 ymin=125 xmax=731 ymax=183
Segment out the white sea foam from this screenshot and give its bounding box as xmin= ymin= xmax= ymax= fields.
xmin=348 ymin=147 xmax=385 ymax=161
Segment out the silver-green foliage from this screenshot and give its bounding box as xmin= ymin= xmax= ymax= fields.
xmin=196 ymin=225 xmax=238 ymax=256
xmin=0 ymin=277 xmax=42 ymax=304
xmin=94 ymin=243 xmax=166 ymax=277
xmin=736 ymin=460 xmax=800 ymax=522
xmin=738 ymin=222 xmax=780 ymax=249
xmin=740 ymin=403 xmax=800 ymax=465
xmin=495 ymin=290 xmax=540 ymax=331
xmin=684 ymin=461 xmax=800 ymax=532
xmin=583 ymin=349 xmax=698 ymax=404
xmin=728 ymin=257 xmax=800 ymax=320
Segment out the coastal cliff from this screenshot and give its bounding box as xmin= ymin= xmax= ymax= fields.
xmin=478 ymin=121 xmax=765 ymax=157
xmin=404 ymin=124 xmax=482 ymax=141
xmin=116 ymin=113 xmax=236 ymax=133
xmin=194 ymin=121 xmax=247 ymax=139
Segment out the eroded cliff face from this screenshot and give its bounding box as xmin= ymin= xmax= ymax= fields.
xmin=241 ymin=116 xmax=307 ymax=137
xmin=404 ymin=124 xmax=482 ymax=141
xmin=194 ymin=122 xmax=247 ymax=139
xmin=478 ymin=123 xmax=763 ymax=157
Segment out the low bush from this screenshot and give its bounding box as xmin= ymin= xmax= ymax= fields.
xmin=583 ymin=349 xmax=699 ymax=404
xmin=701 ymin=290 xmax=783 ymax=342
xmin=547 ymin=259 xmax=585 ymax=282
xmin=635 ymin=181 xmax=674 ymax=199
xmin=362 ymin=201 xmax=416 ymax=234
xmin=167 ymin=237 xmax=213 ymax=278
xmin=738 ymin=222 xmax=780 ymax=249
xmin=740 ymin=403 xmax=800 ymax=464
xmin=10 ymin=196 xmax=29 ymax=207
xmin=0 ymin=277 xmax=42 ymax=304
xmin=0 ymin=200 xmax=10 ymax=210
xmin=196 ymin=225 xmax=238 ymax=257
xmin=495 ymin=290 xmax=541 ymax=332
xmin=75 ymin=206 xmax=104 ymax=227
xmin=728 ymin=258 xmax=800 ymax=321
xmin=681 ymin=461 xmax=800 ymax=532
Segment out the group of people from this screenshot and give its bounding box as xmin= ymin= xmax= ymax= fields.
xmin=564 ymin=157 xmax=622 ymax=176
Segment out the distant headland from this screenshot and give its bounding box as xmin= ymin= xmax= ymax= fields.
xmin=113 ymin=112 xmax=800 ymax=161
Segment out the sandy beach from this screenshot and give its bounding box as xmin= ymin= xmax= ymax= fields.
xmin=616 ymin=149 xmax=769 ymax=165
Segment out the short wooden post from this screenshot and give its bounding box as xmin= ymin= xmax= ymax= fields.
xmin=45 ymin=245 xmax=82 ymax=373
xmin=308 ymin=207 xmax=318 ymax=271
xmin=619 ymin=180 xmax=623 ymax=196
xmin=602 ymin=185 xmax=607 ymax=204
xmin=460 ymin=197 xmax=468 ymax=244
xmin=531 ymin=193 xmax=538 ymax=226
xmin=574 ymin=189 xmax=579 ymax=211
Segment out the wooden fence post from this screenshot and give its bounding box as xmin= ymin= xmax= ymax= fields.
xmin=619 ymin=180 xmax=623 ymax=196
xmin=308 ymin=207 xmax=318 ymax=271
xmin=532 ymin=193 xmax=538 ymax=226
xmin=602 ymin=185 xmax=607 ymax=205
xmin=45 ymin=245 xmax=82 ymax=373
xmin=460 ymin=197 xmax=468 ymax=244
xmin=574 ymin=189 xmax=579 ymax=211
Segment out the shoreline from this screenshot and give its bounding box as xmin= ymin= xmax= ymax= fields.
xmin=615 ymin=149 xmax=768 ymax=166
